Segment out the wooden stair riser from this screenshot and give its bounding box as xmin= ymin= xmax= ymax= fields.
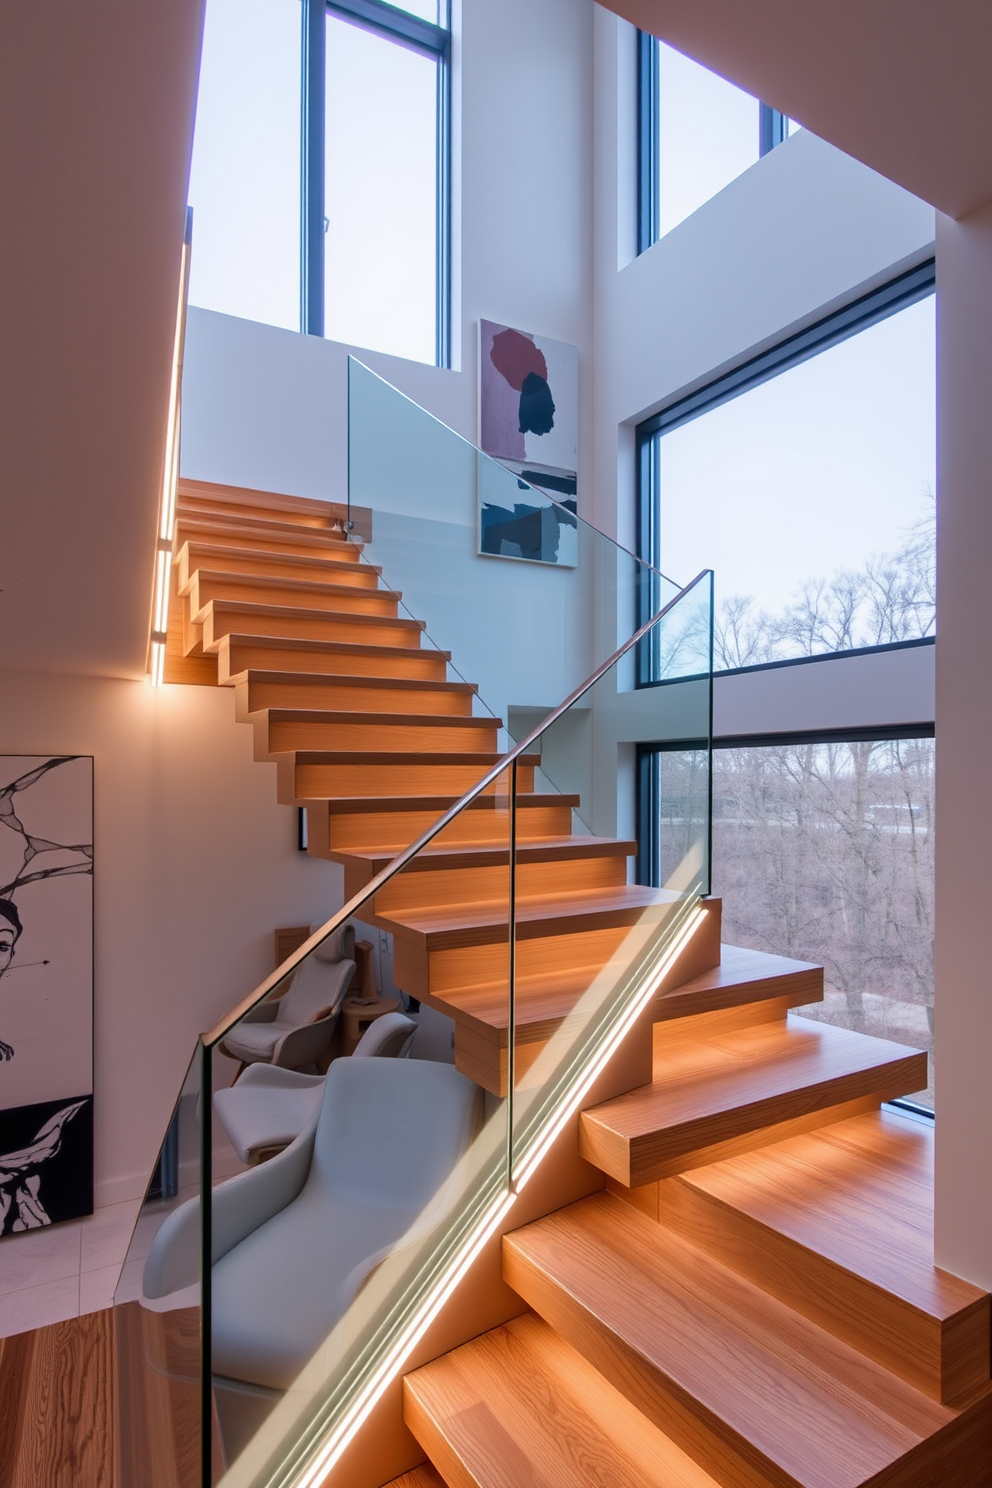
xmin=369 ymin=852 xmax=629 ymax=916
xmin=177 ymin=543 xmax=379 ymax=590
xmin=202 ymin=603 xmax=424 ymax=652
xmin=392 ymin=915 xmax=678 ymax=1003
xmin=175 ymin=519 xmax=360 ymax=561
xmin=579 ymin=1026 xmax=929 ymax=1187
xmin=653 ymin=1173 xmax=991 ymax=1407
xmin=502 ymin=1196 xmax=992 ymax=1488
xmin=234 ymin=673 xmax=476 ymax=718
xmin=187 ymin=572 xmax=400 ymax=621
xmin=218 ymin=636 xmax=450 ymax=683
xmin=256 ymin=714 xmax=500 ymax=759
xmin=307 ymin=799 xmax=574 ymax=856
xmin=278 ymin=757 xmax=534 ymax=804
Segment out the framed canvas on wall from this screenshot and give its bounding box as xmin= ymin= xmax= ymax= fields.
xmin=0 ymin=757 xmax=93 ymax=1232
xmin=479 ymin=320 xmax=579 ymax=566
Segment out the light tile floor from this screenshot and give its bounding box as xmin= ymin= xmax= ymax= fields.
xmin=0 ymin=1197 xmax=142 ymax=1339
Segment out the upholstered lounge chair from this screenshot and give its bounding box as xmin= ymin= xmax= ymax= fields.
xmin=220 ymin=923 xmax=356 ymax=1072
xmin=213 ymin=1011 xmax=417 ymax=1165
xmin=144 ymin=1057 xmax=480 ymax=1405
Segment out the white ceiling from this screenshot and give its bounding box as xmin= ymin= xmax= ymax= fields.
xmin=601 ymin=0 xmax=992 ymax=220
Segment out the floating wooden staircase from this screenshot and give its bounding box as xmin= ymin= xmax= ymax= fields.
xmin=167 ymin=481 xmax=991 ymax=1487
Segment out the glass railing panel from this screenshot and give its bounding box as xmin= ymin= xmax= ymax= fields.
xmin=115 ymin=1047 xmax=206 ymax=1488
xmin=348 ymin=357 xmax=682 ymax=723
xmin=177 ymin=780 xmax=514 ymax=1487
xmin=507 ymin=573 xmax=713 ymax=1182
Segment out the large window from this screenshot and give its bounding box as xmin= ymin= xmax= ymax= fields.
xmin=637 ymin=32 xmax=799 ymax=252
xmin=637 ymin=265 xmax=936 ymax=676
xmin=188 ymin=0 xmax=450 ymax=365
xmin=641 ymin=732 xmax=935 ymax=1107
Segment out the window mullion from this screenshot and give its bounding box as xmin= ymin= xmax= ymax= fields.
xmin=302 ymin=0 xmax=326 ymax=335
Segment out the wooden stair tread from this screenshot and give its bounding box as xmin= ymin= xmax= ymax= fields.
xmin=682 ymin=1110 xmax=982 ymax=1320
xmin=260 ymin=708 xmax=497 ymax=731
xmin=285 ymin=749 xmax=534 ymax=767
xmin=320 ymin=790 xmax=577 ymax=817
xmin=423 ymin=965 xmax=625 ymax=1034
xmin=404 ymin=1312 xmax=721 ymax=1488
xmin=178 ymin=539 xmax=376 ymax=577
xmin=655 ymin=942 xmax=823 ymax=1020
xmin=380 ymin=884 xmax=682 ymax=947
xmin=502 ymin=1192 xmax=969 ymax=1488
xmin=186 ymin=569 xmax=399 ymax=608
xmin=339 ymin=836 xmax=636 ymax=874
xmin=219 ymin=634 xmax=450 ymax=666
xmin=580 ymin=1016 xmax=927 ymax=1184
xmin=235 ymin=668 xmax=475 ymax=696
xmin=176 ymin=512 xmax=355 ymax=545
xmin=177 ymin=476 xmax=349 ymax=523
xmin=202 ymin=598 xmax=421 ymax=629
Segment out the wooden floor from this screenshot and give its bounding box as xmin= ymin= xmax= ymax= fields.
xmin=0 ymin=1309 xmax=115 ymax=1488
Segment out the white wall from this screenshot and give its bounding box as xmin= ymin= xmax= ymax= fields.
xmin=590 ymin=11 xmax=937 ymax=549
xmin=934 ymin=201 xmax=992 ymax=1288
xmin=0 ymin=671 xmax=345 ymax=1207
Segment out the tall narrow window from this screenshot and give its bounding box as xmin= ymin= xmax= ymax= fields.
xmin=637 ymin=32 xmax=800 ymax=253
xmin=188 ymin=0 xmax=451 ymax=365
xmin=188 ymin=0 xmax=302 ymax=329
xmin=323 ymin=11 xmax=442 ymax=363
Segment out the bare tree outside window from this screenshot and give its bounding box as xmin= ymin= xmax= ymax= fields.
xmin=652 ymin=503 xmax=936 ymax=1106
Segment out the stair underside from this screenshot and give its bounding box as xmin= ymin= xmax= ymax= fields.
xmin=502 ymin=1193 xmax=990 ymax=1488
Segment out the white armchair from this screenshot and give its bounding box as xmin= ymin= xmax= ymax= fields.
xmin=220 ymin=923 xmax=356 ymax=1072
xmin=144 ymin=1058 xmax=481 ymax=1400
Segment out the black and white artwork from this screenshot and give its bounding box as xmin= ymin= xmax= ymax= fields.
xmin=0 ymin=757 xmax=93 ymax=1232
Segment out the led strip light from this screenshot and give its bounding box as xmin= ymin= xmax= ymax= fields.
xmin=277 ymin=900 xmax=707 ymax=1488
xmin=149 ymin=208 xmax=192 ymax=687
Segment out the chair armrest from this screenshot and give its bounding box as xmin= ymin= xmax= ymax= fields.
xmin=141 ymin=1114 xmax=319 ymax=1299
xmin=271 ymin=1012 xmax=340 ymax=1070
xmin=211 ymin=1116 xmax=317 ymax=1261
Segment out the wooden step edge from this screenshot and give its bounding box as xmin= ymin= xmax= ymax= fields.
xmin=186 ymin=569 xmax=399 ymax=605
xmin=177 ymin=475 xmax=349 ymax=520
xmin=580 ymin=1034 xmax=928 ymax=1186
xmin=335 ymin=837 xmax=637 ymax=874
xmin=403 ymin=1313 xmax=723 ymax=1488
xmin=379 ymin=889 xmax=685 ymax=953
xmin=203 ymin=598 xmax=422 ymax=629
xmin=501 ymin=1193 xmax=985 ymax=1488
xmin=216 ymin=632 xmax=451 ymax=672
xmin=175 ymin=515 xmax=364 ymax=553
xmin=655 ymin=1158 xmax=991 ymax=1407
xmin=654 ymin=943 xmax=824 ymax=1025
xmin=258 ymin=708 xmax=500 ymax=730
xmin=232 ymin=667 xmax=475 ymax=694
xmin=177 ymin=539 xmax=380 ymax=574
xmin=318 ymin=792 xmax=579 ymax=815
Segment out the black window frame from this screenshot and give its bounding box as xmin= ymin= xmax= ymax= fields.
xmin=635 ymin=258 xmax=937 ymax=686
xmin=637 ymin=29 xmax=791 ymax=256
xmin=302 ymin=0 xmax=451 ymax=366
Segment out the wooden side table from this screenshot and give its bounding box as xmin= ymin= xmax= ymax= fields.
xmin=341 ymin=995 xmax=401 ymax=1056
